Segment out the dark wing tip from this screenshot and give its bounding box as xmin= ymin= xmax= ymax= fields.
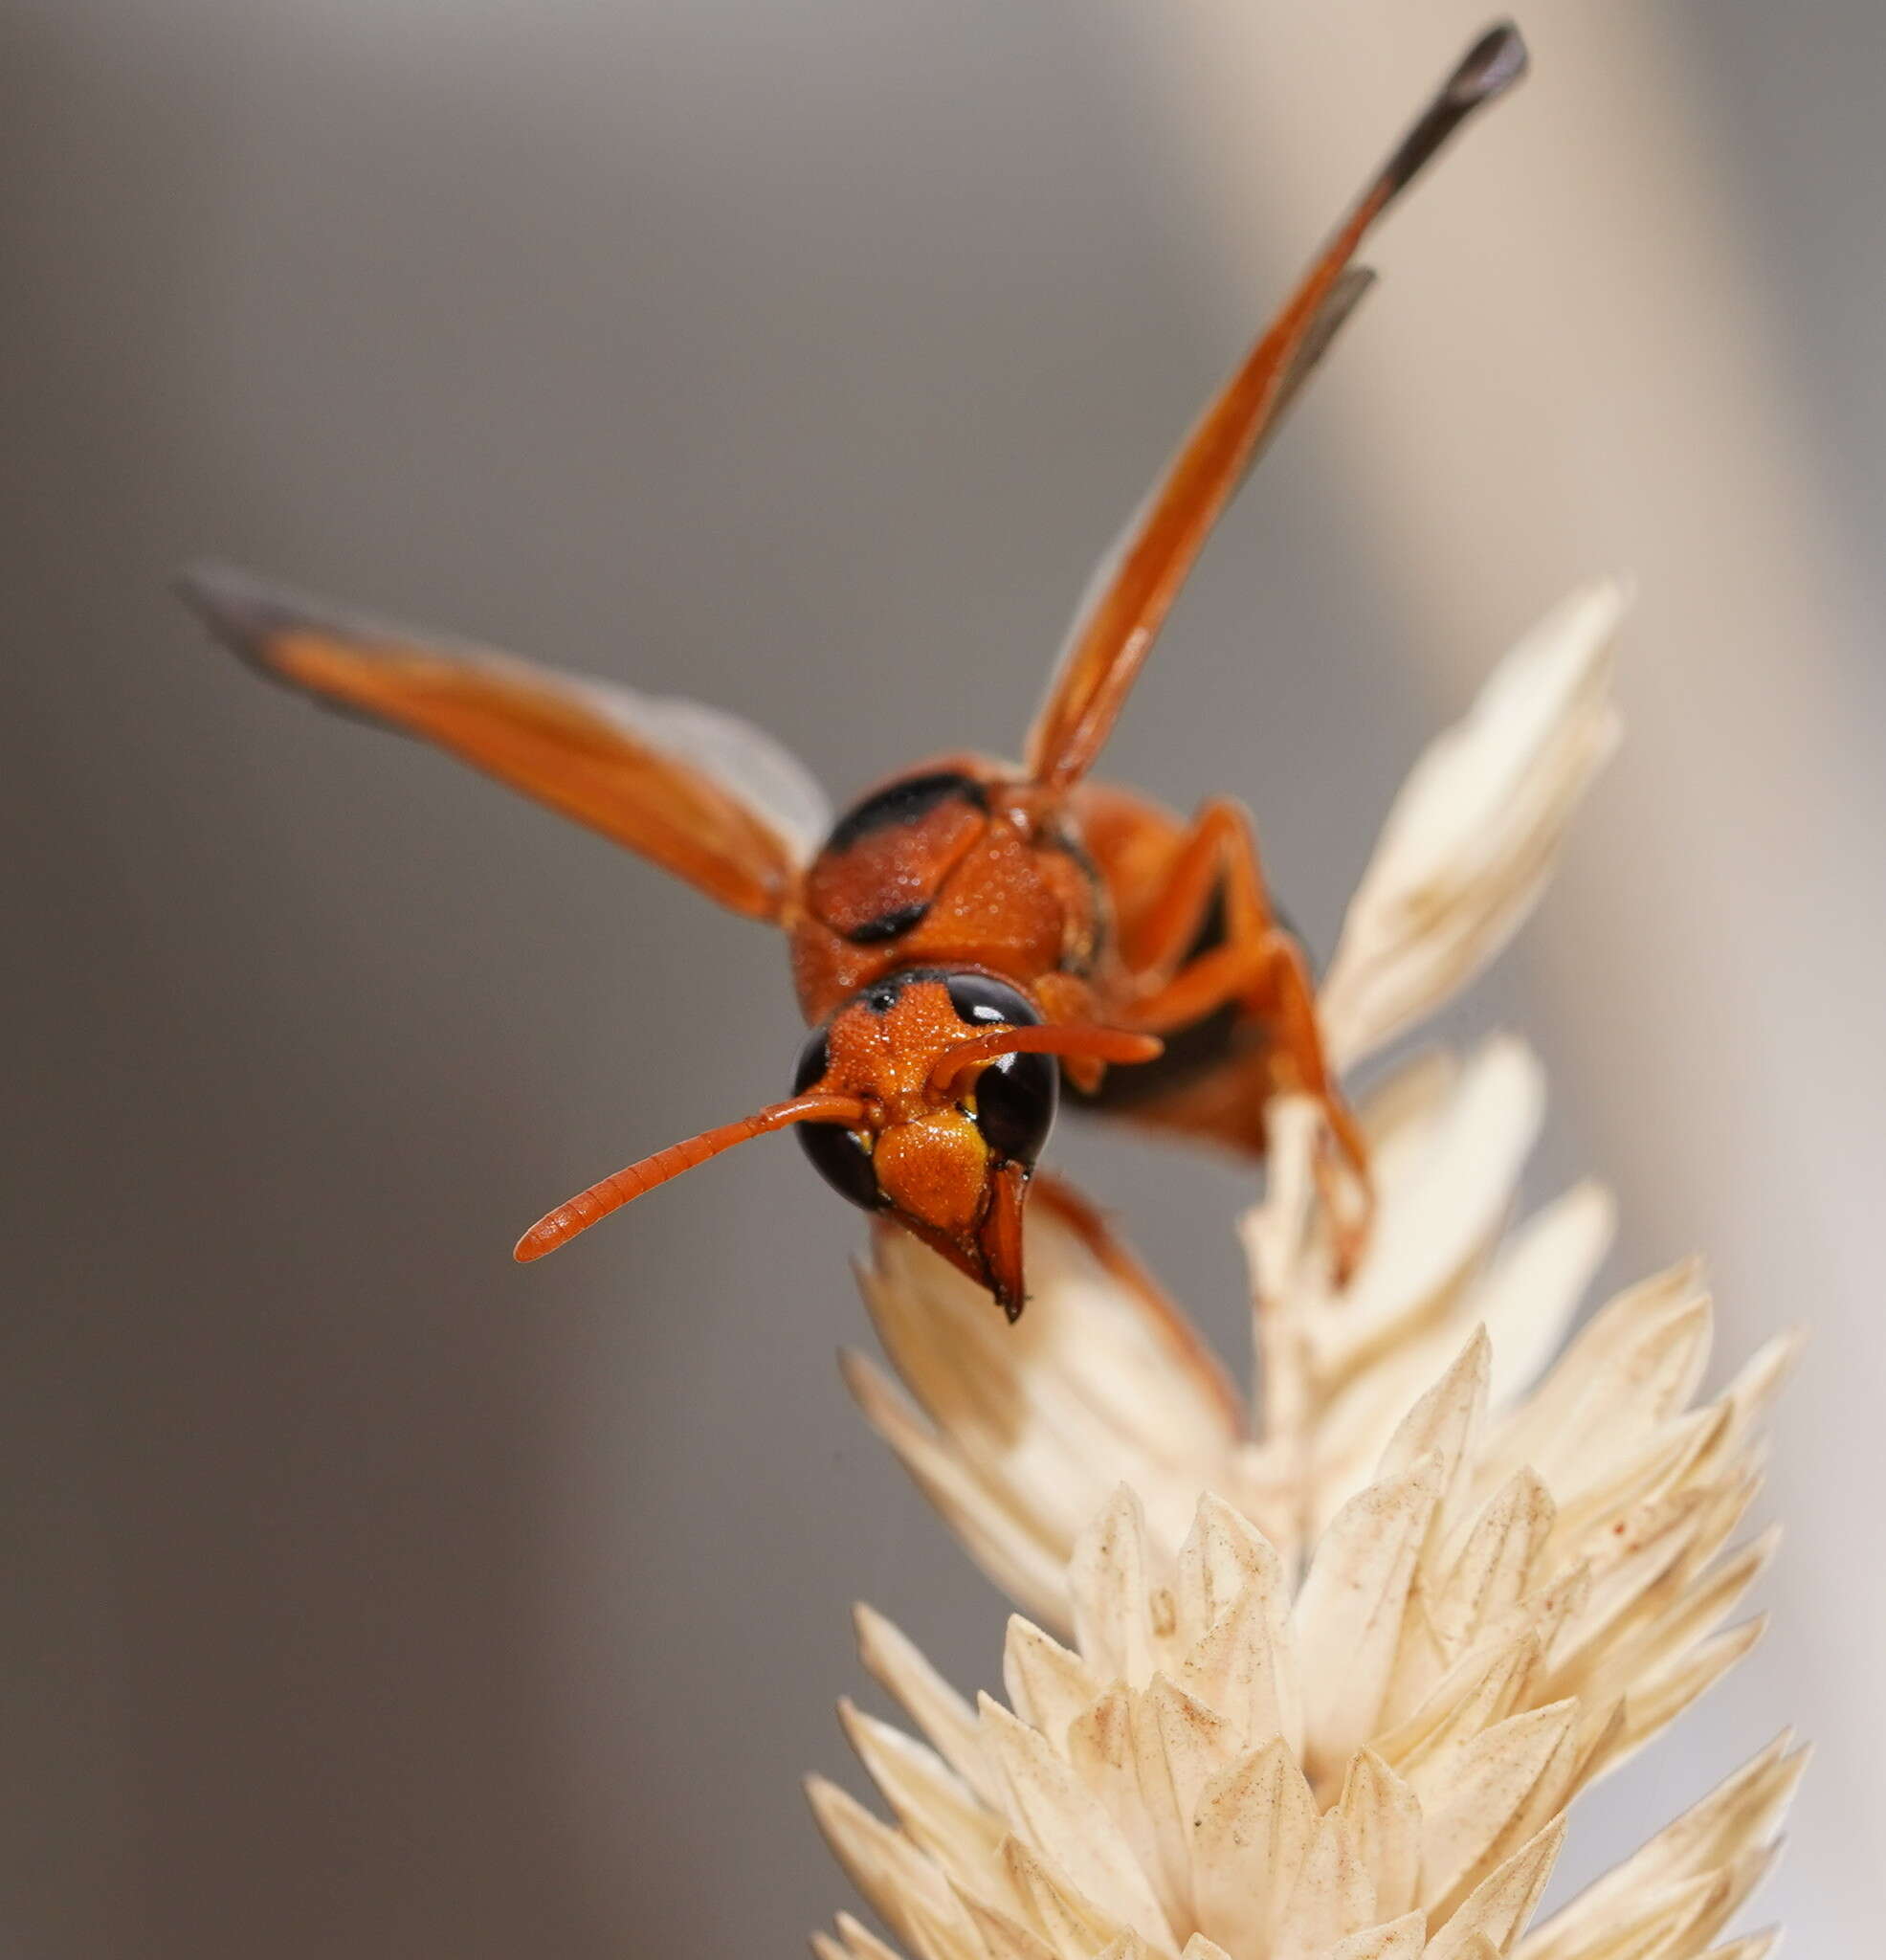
xmin=1381 ymin=21 xmax=1530 ymax=200
xmin=1453 ymin=22 xmax=1529 ymax=106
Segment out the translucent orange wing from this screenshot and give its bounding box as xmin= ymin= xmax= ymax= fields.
xmin=178 ymin=564 xmax=829 ymax=923
xmin=1025 ymin=24 xmax=1527 ymax=796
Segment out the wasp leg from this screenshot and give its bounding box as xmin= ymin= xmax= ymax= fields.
xmin=1031 ymin=971 xmax=1110 ymax=1096
xmin=1114 ymin=799 xmax=1373 ymax=1272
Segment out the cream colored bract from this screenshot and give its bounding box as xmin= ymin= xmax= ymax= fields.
xmin=812 ymin=583 xmax=1799 ymax=1960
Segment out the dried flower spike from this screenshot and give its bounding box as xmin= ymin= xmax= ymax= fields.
xmin=812 ymin=1482 xmax=1800 ymax=1960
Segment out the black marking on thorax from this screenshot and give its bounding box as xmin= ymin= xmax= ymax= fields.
xmin=824 ymin=768 xmax=988 ymax=853
xmin=820 ymin=768 xmax=991 ymax=947
xmin=846 ymin=902 xmax=930 ymax=946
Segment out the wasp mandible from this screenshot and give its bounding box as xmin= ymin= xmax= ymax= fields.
xmin=179 ymin=25 xmax=1527 ymax=1319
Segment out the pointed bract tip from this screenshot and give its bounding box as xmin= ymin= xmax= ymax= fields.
xmin=851 ymin=1599 xmax=886 ymax=1649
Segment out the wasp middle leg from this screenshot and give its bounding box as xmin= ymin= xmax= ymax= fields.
xmin=1111 ymin=798 xmax=1373 ymax=1271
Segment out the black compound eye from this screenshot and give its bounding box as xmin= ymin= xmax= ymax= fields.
xmin=792 ymin=1026 xmax=832 ymax=1097
xmin=971 ymin=1048 xmax=1057 ymax=1166
xmin=942 ymin=974 xmax=1055 ymax=1166
xmin=944 ymin=972 xmax=1042 ymax=1032
xmin=791 ymin=1024 xmax=881 ymax=1213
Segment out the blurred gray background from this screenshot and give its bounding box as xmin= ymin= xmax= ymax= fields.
xmin=4 ymin=1 xmax=1882 ymax=1953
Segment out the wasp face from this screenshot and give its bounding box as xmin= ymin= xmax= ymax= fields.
xmin=791 ymin=969 xmax=1057 ymax=1318
xmin=514 ymin=959 xmax=1146 ymax=1295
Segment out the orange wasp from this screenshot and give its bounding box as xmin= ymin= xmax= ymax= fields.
xmin=179 ymin=25 xmax=1526 ymax=1319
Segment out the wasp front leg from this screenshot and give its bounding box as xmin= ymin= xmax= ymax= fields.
xmin=1114 ymin=798 xmax=1374 ymax=1275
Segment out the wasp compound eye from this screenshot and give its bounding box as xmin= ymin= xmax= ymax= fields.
xmin=969 ymin=1046 xmax=1057 ymax=1165
xmin=791 ymin=1025 xmax=881 ymax=1212
xmin=943 ymin=971 xmax=1042 ymax=1033
xmin=941 ymin=973 xmax=1056 ymax=1165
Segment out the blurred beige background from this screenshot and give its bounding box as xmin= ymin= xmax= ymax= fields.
xmin=3 ymin=1 xmax=1881 ymax=1953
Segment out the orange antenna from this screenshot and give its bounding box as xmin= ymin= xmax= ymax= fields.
xmin=928 ymin=1025 xmax=1163 ymax=1101
xmin=514 ymin=1092 xmax=871 ymax=1261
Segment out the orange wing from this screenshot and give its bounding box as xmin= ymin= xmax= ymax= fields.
xmin=1025 ymin=23 xmax=1527 ymax=796
xmin=177 ymin=563 xmax=830 ymax=923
